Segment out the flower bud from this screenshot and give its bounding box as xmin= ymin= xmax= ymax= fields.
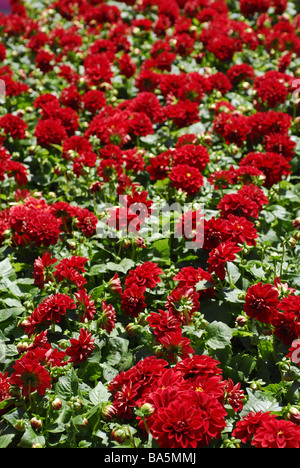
xmin=140 ymin=403 xmax=155 ymax=417
xmin=287 ymin=407 xmax=300 ymax=425
xmin=51 ymin=398 xmax=63 ymax=411
xmin=30 ymin=417 xmax=42 ymax=430
xmin=111 ymin=427 xmax=128 ymax=444
xmin=102 ymin=404 xmax=117 ymax=421
xmin=15 ymin=419 xmax=26 ymax=431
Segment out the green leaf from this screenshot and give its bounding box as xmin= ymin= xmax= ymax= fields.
xmin=89 ymin=381 xmax=110 ymax=406
xmin=19 ymin=427 xmax=45 ymax=448
xmin=55 ymin=369 xmax=79 ymax=400
xmin=241 ymin=389 xmax=282 ymax=416
xmin=0 ymin=433 xmax=15 ymax=448
xmin=0 ymin=258 xmax=14 ymax=280
xmin=205 ymin=321 xmax=233 ymax=350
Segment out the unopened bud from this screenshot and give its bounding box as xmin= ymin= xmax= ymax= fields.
xmin=30 ymin=417 xmax=42 ymax=430
xmin=102 ymin=404 xmax=117 ymax=421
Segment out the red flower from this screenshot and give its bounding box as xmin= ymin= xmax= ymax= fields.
xmin=172 ymin=144 xmax=210 ymax=172
xmin=0 ymin=113 xmax=28 ymax=140
xmin=66 ymin=328 xmax=95 ymax=365
xmin=33 ymin=252 xmax=57 ymax=289
xmin=26 ymin=211 xmax=62 ymax=248
xmin=54 ymin=256 xmax=88 ymax=289
xmin=10 ymin=355 xmax=51 ymax=397
xmin=121 ymin=284 xmax=147 ymax=318
xmin=147 ymin=399 xmax=206 ymax=448
xmin=169 ymin=164 xmax=204 ymax=196
xmin=25 ymin=294 xmax=76 ymax=335
xmin=207 ymin=240 xmax=242 ymax=281
xmin=0 ymin=372 xmax=10 ymax=412
xmin=244 ymin=282 xmax=280 ymax=324
xmin=125 ymin=262 xmax=163 ymax=290
xmin=165 ymin=286 xmax=200 ymax=325
xmin=146 ymin=151 xmax=172 ymax=181
xmin=147 ymin=309 xmax=182 ymax=339
xmin=224 ymin=378 xmax=245 ymax=412
xmin=158 ymin=330 xmax=194 ymax=363
xmin=98 ymin=300 xmax=116 ymax=334
xmin=173 ymin=266 xmax=215 ymax=298
xmin=232 ymin=411 xmax=276 ymax=444
xmin=74 ymin=289 xmax=97 ymax=323
xmin=240 ymin=151 xmax=291 ymax=187
xmin=75 ymin=207 xmax=98 ymax=237
xmin=34 ymin=118 xmax=68 ymax=148
xmin=252 ymin=418 xmax=300 ymax=448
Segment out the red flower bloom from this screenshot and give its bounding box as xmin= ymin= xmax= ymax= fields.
xmin=74 ymin=289 xmax=97 ymax=323
xmin=232 ymin=411 xmax=276 ymax=444
xmin=165 ymin=286 xmax=200 ymax=325
xmin=244 ymin=282 xmax=280 ymax=324
xmin=158 ymin=330 xmax=194 ymax=363
xmin=147 ymin=399 xmax=206 ymax=448
xmin=33 ymin=252 xmax=57 ymax=289
xmin=252 ymin=418 xmax=300 ymax=448
xmin=121 ymin=284 xmax=147 ymax=318
xmin=0 ymin=372 xmax=10 ymax=412
xmin=10 ymin=355 xmax=51 ymax=397
xmin=0 ymin=113 xmax=28 ymax=140
xmin=125 ymin=262 xmax=163 ymax=290
xmin=147 ymin=309 xmax=182 ymax=340
xmin=66 ymin=328 xmax=95 ymax=365
xmin=172 ymin=144 xmax=210 ymax=172
xmin=26 ymin=211 xmax=62 ymax=247
xmin=98 ymin=300 xmax=116 ymax=334
xmin=169 ymin=164 xmax=204 ymax=196
xmin=34 ymin=118 xmax=68 ymax=148
xmin=207 ymin=240 xmax=242 ymax=281
xmin=54 ymin=256 xmax=88 ymax=289
xmin=25 ymin=294 xmax=76 ymax=335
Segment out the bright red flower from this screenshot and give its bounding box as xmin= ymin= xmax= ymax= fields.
xmin=169 ymin=164 xmax=204 ymax=196
xmin=98 ymin=300 xmax=116 ymax=334
xmin=232 ymin=411 xmax=276 ymax=444
xmin=158 ymin=330 xmax=194 ymax=363
xmin=252 ymin=418 xmax=300 ymax=448
xmin=74 ymin=289 xmax=97 ymax=323
xmin=125 ymin=262 xmax=163 ymax=290
xmin=121 ymin=284 xmax=147 ymax=318
xmin=66 ymin=328 xmax=95 ymax=365
xmin=207 ymin=240 xmax=242 ymax=281
xmin=33 ymin=253 xmax=58 ymax=289
xmin=10 ymin=355 xmax=51 ymax=397
xmin=244 ymin=282 xmax=280 ymax=324
xmin=165 ymin=286 xmax=200 ymax=325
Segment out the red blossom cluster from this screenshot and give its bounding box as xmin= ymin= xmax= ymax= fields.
xmin=244 ymin=279 xmax=300 ymax=347
xmin=0 ymin=194 xmax=98 ymax=248
xmin=108 ymin=354 xmax=244 ymax=448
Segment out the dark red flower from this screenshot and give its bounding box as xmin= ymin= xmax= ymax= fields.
xmin=207 ymin=240 xmax=242 ymax=281
xmin=9 ymin=355 xmax=51 ymax=397
xmin=244 ymin=282 xmax=280 ymax=324
xmin=33 ymin=253 xmax=57 ymax=289
xmin=165 ymin=286 xmax=200 ymax=325
xmin=252 ymin=418 xmax=300 ymax=448
xmin=169 ymin=164 xmax=204 ymax=196
xmin=121 ymin=284 xmax=147 ymax=318
xmin=66 ymin=328 xmax=95 ymax=365
xmin=125 ymin=262 xmax=163 ymax=290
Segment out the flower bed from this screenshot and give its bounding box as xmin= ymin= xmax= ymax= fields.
xmin=0 ymin=0 xmax=299 ymax=450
